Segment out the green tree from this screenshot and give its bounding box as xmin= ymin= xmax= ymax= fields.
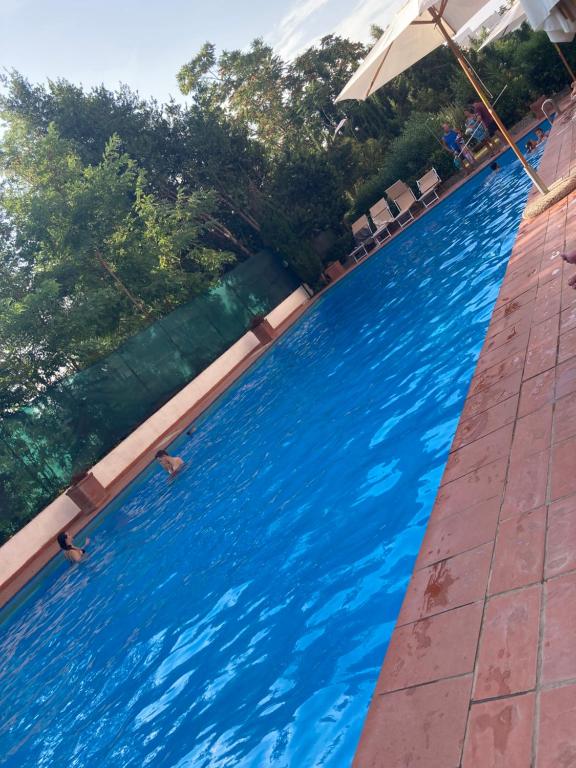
xmin=178 ymin=38 xmax=293 ymax=150
xmin=0 ymin=72 xmax=173 ymax=186
xmin=1 ymin=74 xmax=264 ymax=256
xmin=166 ymin=102 xmax=266 ymax=242
xmin=286 ymin=35 xmax=368 ymax=143
xmin=0 ymin=123 xmax=234 ymax=411
xmin=260 ymin=148 xmax=350 ymax=284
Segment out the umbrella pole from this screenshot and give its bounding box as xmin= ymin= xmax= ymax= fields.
xmin=431 ymin=10 xmax=549 ymax=195
xmin=553 ymin=42 xmax=576 ymax=82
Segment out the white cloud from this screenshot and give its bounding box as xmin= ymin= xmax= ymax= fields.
xmin=333 ymin=0 xmax=402 ymax=43
xmin=268 ymin=0 xmax=404 ymax=62
xmin=271 ymin=0 xmax=330 ymax=59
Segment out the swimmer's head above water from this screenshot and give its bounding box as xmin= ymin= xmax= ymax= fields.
xmin=57 ymin=531 xmax=89 ymax=561
xmin=57 ymin=531 xmax=71 ymax=550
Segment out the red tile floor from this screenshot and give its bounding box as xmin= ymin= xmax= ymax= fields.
xmin=354 ymin=109 xmax=576 ymax=766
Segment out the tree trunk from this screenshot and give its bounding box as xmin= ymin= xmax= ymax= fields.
xmin=218 ymin=193 xmax=262 ymax=232
xmin=201 ymin=215 xmax=254 ymax=258
xmin=94 ymin=250 xmax=149 ymax=315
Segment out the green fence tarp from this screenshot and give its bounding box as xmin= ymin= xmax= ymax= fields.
xmin=0 ymin=251 xmax=299 ymax=541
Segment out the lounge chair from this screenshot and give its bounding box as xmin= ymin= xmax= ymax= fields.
xmin=416 ymin=168 xmax=441 ymax=208
xmin=349 ymin=215 xmax=375 ymax=262
xmin=385 ymin=180 xmax=419 ymax=228
xmin=369 ymin=198 xmax=396 ymax=243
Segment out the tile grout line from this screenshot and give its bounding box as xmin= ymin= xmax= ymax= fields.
xmin=415 ymin=537 xmax=500 ymax=574
xmin=456 ymin=498 xmax=503 ymax=767
xmin=460 ymin=373 xmax=523 ymax=424
xmin=539 ymin=674 xmax=576 ymax=692
xmin=395 ymin=596 xmax=485 ymax=630
xmin=451 ymin=395 xmax=519 ymax=453
xmin=374 ymin=670 xmax=473 ymax=699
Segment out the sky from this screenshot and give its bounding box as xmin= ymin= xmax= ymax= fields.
xmin=0 ymin=0 xmax=400 ymax=104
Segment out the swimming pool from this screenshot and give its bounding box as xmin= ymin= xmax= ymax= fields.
xmin=0 ymin=141 xmax=545 ymax=767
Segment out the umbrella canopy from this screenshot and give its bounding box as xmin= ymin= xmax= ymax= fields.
xmin=524 ymin=0 xmax=576 ymax=41
xmin=478 ymin=2 xmax=527 ymax=49
xmin=475 ymin=1 xmax=576 ymax=80
xmin=335 ymin=0 xmax=487 ymax=102
xmin=454 ymin=0 xmax=504 ymax=47
xmin=474 ymin=0 xmax=576 ymax=48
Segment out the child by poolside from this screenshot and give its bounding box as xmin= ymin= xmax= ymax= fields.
xmin=57 ymin=531 xmax=90 ymax=563
xmin=464 ymin=109 xmax=486 ymax=145
xmin=155 ymin=449 xmax=185 ymax=476
xmin=441 ymin=123 xmax=475 ymax=166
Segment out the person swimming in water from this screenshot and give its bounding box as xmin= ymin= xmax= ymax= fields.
xmin=57 ymin=531 xmax=90 ymax=562
xmin=155 ymin=449 xmax=185 ymax=476
xmin=535 ymin=127 xmax=548 ymax=144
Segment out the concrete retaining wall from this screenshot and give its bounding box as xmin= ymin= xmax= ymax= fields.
xmin=0 ymin=286 xmax=310 ymax=594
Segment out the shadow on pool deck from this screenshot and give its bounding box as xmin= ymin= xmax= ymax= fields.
xmin=353 ymin=102 xmax=576 ymax=766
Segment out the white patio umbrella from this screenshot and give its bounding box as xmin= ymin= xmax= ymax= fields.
xmin=454 ymin=0 xmax=504 ymax=47
xmin=479 ymin=0 xmax=527 ymax=47
xmin=335 ymin=0 xmax=549 ymax=194
xmin=523 ymin=0 xmax=576 ymax=41
xmin=479 ymin=1 xmax=576 ymax=80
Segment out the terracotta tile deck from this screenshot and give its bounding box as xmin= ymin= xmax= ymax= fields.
xmin=353 ymin=110 xmax=576 ymax=766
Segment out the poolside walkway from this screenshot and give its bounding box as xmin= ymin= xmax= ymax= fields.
xmin=354 ymin=112 xmax=576 ymax=765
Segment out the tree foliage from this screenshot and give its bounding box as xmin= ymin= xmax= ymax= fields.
xmin=1 ymin=20 xmax=575 ymax=538
xmin=0 ymin=123 xmax=234 ymax=411
xmin=0 ymin=23 xmax=574 ymax=416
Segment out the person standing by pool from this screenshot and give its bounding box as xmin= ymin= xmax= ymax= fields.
xmin=472 ymin=101 xmax=500 ymax=154
xmin=464 ymin=108 xmax=486 ymax=145
xmin=441 ymin=123 xmax=474 ymax=167
xmin=57 ymin=531 xmax=90 ymax=563
xmin=472 ymin=101 xmax=497 ymax=138
xmin=155 ymin=449 xmax=185 ymax=476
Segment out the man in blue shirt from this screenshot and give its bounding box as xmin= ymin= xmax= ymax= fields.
xmin=442 ymin=123 xmax=475 ymax=167
xmin=442 ymin=123 xmax=461 ymax=154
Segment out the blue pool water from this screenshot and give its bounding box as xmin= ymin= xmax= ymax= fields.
xmin=0 ymin=142 xmax=545 ymax=767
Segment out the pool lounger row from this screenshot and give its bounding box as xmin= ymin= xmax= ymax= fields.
xmin=348 ymin=169 xmax=442 ymax=262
